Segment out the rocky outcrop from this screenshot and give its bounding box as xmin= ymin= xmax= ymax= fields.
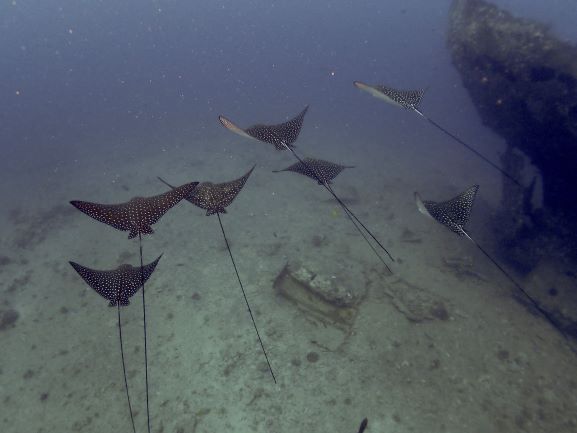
xmin=447 ymin=0 xmax=577 ymax=338
xmin=447 ymin=0 xmax=577 ymax=226
xmin=448 ymin=0 xmax=577 ymax=271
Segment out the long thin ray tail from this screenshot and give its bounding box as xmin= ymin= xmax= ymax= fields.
xmin=139 ymin=233 xmax=152 ymax=433
xmin=329 ymin=187 xmax=394 ymax=262
xmin=216 ymin=212 xmax=277 ymax=383
xmin=358 ymin=418 xmax=368 ymax=433
xmin=413 ymin=108 xmax=523 ymax=187
xmin=117 ymin=304 xmax=137 ymax=433
xmin=462 ymin=230 xmax=576 ymax=352
xmin=157 ymin=176 xmax=176 ymax=190
xmin=283 ymin=144 xmax=395 ymax=267
xmin=326 ymin=182 xmax=392 ymax=273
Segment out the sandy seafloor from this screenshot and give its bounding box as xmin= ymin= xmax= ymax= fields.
xmin=1 ymin=104 xmax=577 ymax=433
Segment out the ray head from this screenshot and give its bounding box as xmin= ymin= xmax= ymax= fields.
xmin=414 ymin=191 xmax=434 ymax=219
xmin=218 ymin=115 xmax=255 ymax=140
xmin=354 ymin=81 xmax=425 ymax=110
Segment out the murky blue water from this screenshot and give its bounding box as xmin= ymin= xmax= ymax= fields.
xmin=1 ymin=1 xmax=576 ymax=432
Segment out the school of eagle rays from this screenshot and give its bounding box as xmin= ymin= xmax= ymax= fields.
xmin=67 ymin=81 xmax=568 ymax=433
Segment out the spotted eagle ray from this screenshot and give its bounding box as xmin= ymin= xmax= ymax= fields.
xmin=69 ymin=255 xmax=162 ymax=433
xmin=219 ymin=106 xmax=308 ymax=150
xmin=219 ymin=108 xmax=395 ymax=272
xmin=414 ymin=185 xmax=573 ymax=347
xmin=273 ymin=157 xmax=354 ymax=185
xmin=353 ymin=81 xmax=522 ymax=187
xmin=273 ymin=157 xmax=392 ymax=271
xmin=70 ymin=182 xmax=199 ymax=239
xmin=157 ymin=166 xmax=277 ymax=383
xmin=70 ymin=181 xmax=197 ymax=433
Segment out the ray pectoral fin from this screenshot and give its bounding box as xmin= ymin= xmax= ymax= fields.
xmin=70 ymin=200 xmax=130 ymax=232
xmin=218 ymin=115 xmax=254 ymax=140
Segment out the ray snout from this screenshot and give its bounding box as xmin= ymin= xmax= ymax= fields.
xmin=218 ymin=115 xmax=254 ymax=139
xmin=353 ymin=80 xmax=371 ymax=92
xmin=414 ymin=192 xmax=433 ymax=219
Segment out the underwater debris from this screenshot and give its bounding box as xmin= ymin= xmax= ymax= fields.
xmin=384 ymin=277 xmax=452 ymax=323
xmin=274 ymin=263 xmax=363 ymax=332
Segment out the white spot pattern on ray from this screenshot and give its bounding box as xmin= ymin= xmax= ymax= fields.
xmin=242 ymin=106 xmax=309 ymax=150
xmin=421 ymin=185 xmax=479 ymax=235
xmin=70 ymin=182 xmax=198 ymax=238
xmin=69 ymin=255 xmax=162 ymax=306
xmin=354 ymin=81 xmax=425 ymax=110
xmin=373 ymin=85 xmax=425 ymax=110
xmin=274 ymin=157 xmax=353 ymax=184
xmin=187 ymin=166 xmax=255 ymax=216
